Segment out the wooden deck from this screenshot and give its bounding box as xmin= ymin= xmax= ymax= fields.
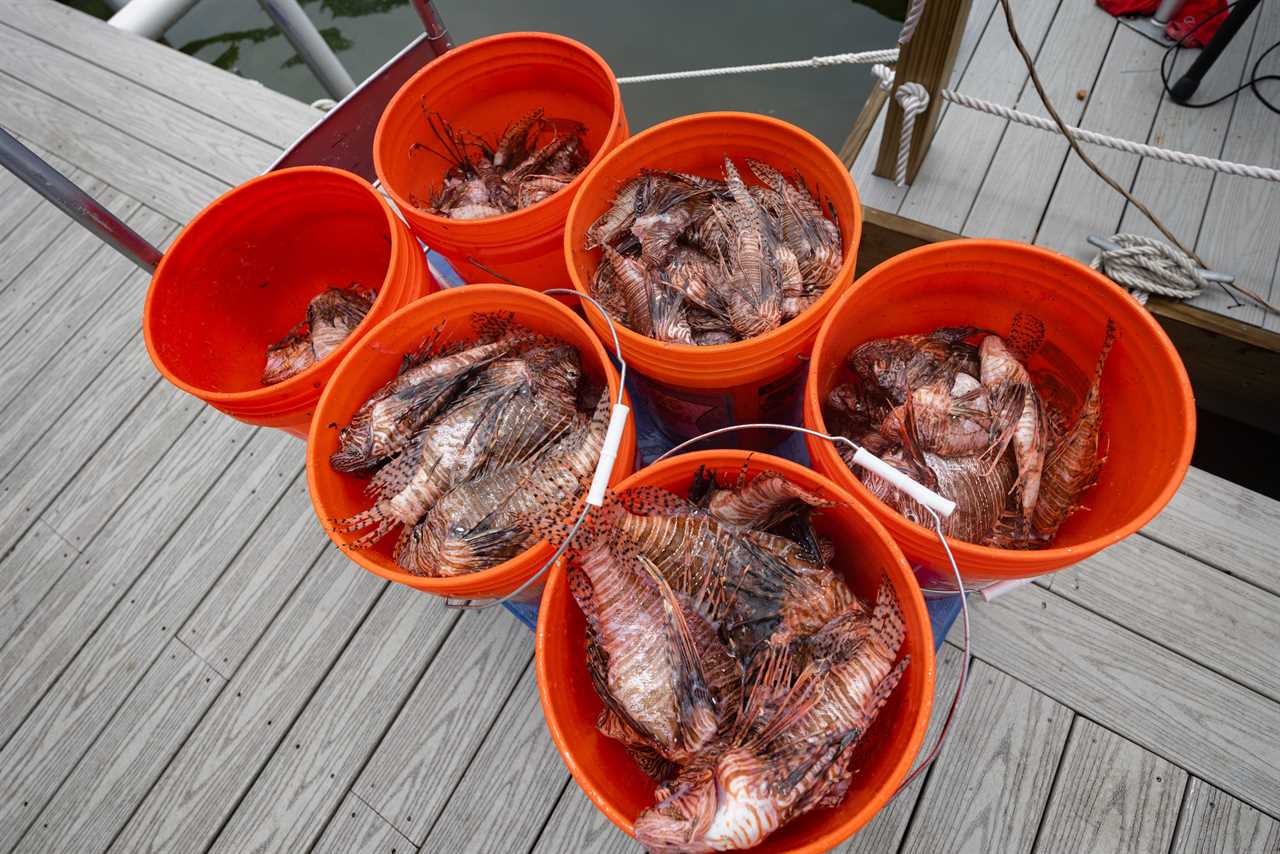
xmin=852 ymin=0 xmax=1280 ymax=336
xmin=1 ymin=2 xmax=1279 ymax=852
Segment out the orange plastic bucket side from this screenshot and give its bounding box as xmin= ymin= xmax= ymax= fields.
xmin=804 ymin=239 xmax=1195 ymax=582
xmin=536 ymin=451 xmax=933 ymax=853
xmin=306 ymin=284 xmax=635 ymax=599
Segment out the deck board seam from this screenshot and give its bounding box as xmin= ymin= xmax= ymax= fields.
xmin=523 ymin=775 xmax=575 ymax=854
xmin=1025 ymin=713 xmax=1080 ymax=853
xmin=343 ymin=790 xmax=421 ymax=854
xmin=1164 ymin=766 xmax=1196 ymax=854
xmin=0 ymin=18 xmax=296 ymax=156
xmin=1135 ymin=529 xmax=1280 ymax=599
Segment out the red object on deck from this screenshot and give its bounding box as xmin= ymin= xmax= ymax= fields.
xmin=1096 ymin=0 xmax=1157 ymax=16
xmin=1167 ymin=0 xmax=1229 ymax=46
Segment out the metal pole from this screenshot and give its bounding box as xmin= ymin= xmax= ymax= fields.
xmin=411 ymin=0 xmax=454 ymax=52
xmin=0 ymin=128 xmax=162 ymax=274
xmin=256 ymin=0 xmax=356 ymax=100
xmin=1170 ymin=0 xmax=1263 ymax=102
xmin=108 ymin=0 xmax=205 ymax=40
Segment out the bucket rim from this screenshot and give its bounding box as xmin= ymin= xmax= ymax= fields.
xmin=535 ymin=449 xmax=935 ymax=852
xmin=306 ymin=282 xmax=634 ymax=595
xmin=564 ymin=110 xmax=862 ymax=377
xmin=143 ymin=165 xmax=413 ymax=406
xmin=804 ymin=237 xmax=1198 ymax=577
xmin=373 ymin=30 xmax=626 ymax=231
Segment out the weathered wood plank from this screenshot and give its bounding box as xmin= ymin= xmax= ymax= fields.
xmin=1033 ymin=26 xmax=1166 ymax=257
xmin=850 ymin=0 xmax=999 ymax=215
xmin=208 ymin=587 xmax=460 ymax=854
xmin=1033 ymin=718 xmax=1186 ymax=854
xmin=313 ymin=793 xmax=418 ymax=854
xmin=356 ymin=609 xmax=532 ymax=845
xmin=1171 ymin=777 xmax=1280 ymax=854
xmin=0 ymin=69 xmax=229 ymax=222
xmin=0 ymin=169 xmax=103 ymax=296
xmin=1140 ymin=466 xmax=1280 ymax=595
xmin=0 ymin=521 xmax=76 ymax=646
xmin=898 ymin=659 xmax=1071 ymax=854
xmin=110 ymin=551 xmax=383 ymax=854
xmin=421 ymin=664 xmax=565 ymax=851
xmin=1043 ymin=534 xmax=1280 ymax=703
xmin=12 ymin=638 xmax=223 ymax=854
xmin=0 ymin=23 xmax=278 ymax=186
xmin=531 ymin=786 xmax=640 ymax=854
xmin=897 ymin=0 xmax=1061 ymax=232
xmin=837 ymin=643 xmax=965 ymax=854
xmin=0 ymin=429 xmax=297 ymax=851
xmin=962 ymin=2 xmax=1114 ymax=239
xmin=180 ymin=479 xmax=328 ymax=678
xmin=966 ymin=585 xmax=1280 ymax=816
xmin=0 ymin=211 xmax=176 ymax=414
xmin=1 ymin=0 xmax=316 ymax=150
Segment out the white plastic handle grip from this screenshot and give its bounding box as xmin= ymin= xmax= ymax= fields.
xmin=587 ymin=403 xmax=631 ymax=506
xmin=851 ymin=447 xmax=956 ymax=518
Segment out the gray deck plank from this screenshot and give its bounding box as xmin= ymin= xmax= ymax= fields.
xmin=355 ymin=609 xmax=533 ymax=846
xmin=313 ymin=793 xmax=419 ymax=854
xmin=12 ymin=638 xmax=223 ymax=854
xmin=0 ymin=429 xmax=297 ymax=851
xmin=0 ymin=22 xmax=278 ymax=186
xmin=531 ymin=786 xmax=641 ymax=854
xmin=1044 ymin=534 xmax=1280 ymax=703
xmin=898 ymin=659 xmax=1071 ymax=854
xmin=1171 ymin=778 xmax=1280 ymax=854
xmin=208 ymin=587 xmax=460 ymax=854
xmin=0 ymin=69 xmax=229 ymax=222
xmin=0 ymin=212 xmax=176 ymax=417
xmin=897 ymin=0 xmax=1062 ymax=232
xmin=836 ymin=643 xmax=965 ymax=854
xmin=0 ymin=521 xmax=76 ymax=647
xmin=962 ymin=2 xmax=1115 ymax=239
xmin=0 ymin=169 xmax=103 ymax=295
xmin=109 ymin=550 xmax=383 ymax=854
xmin=1 ymin=0 xmax=316 ymax=150
xmin=1195 ymin=0 xmax=1280 ymax=330
xmin=1033 ymin=718 xmax=1186 ymax=854
xmin=180 ymin=478 xmax=329 ymax=678
xmin=967 ymin=585 xmax=1280 ymax=817
xmin=1141 ymin=466 xmax=1280 ymax=595
xmin=850 ymin=0 xmax=999 ymax=215
xmin=1032 ymin=25 xmax=1166 ymax=258
xmin=421 ymin=665 xmax=565 ymax=853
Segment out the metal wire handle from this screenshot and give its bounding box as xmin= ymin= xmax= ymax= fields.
xmin=654 ymin=422 xmax=970 ymax=798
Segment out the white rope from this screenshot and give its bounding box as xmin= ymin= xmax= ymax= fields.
xmin=1089 ymin=233 xmax=1209 ymax=305
xmin=899 ymin=0 xmax=928 ymax=44
xmin=941 ymin=89 xmax=1280 ymax=182
xmin=615 ymin=48 xmax=899 ymax=84
xmin=893 ymin=82 xmax=929 ymax=187
xmin=871 ymin=62 xmax=896 ymax=91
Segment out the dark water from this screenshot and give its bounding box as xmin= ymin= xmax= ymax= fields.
xmin=66 ymin=0 xmax=904 ymax=150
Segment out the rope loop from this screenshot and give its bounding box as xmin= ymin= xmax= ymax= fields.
xmin=1089 ymin=233 xmax=1209 ymax=305
xmin=871 ymin=62 xmax=896 ymax=92
xmin=893 ymin=82 xmax=930 ymax=187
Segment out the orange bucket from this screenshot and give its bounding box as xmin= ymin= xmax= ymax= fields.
xmin=374 ymin=32 xmax=628 ymax=292
xmin=565 ymin=112 xmax=861 ymax=448
xmin=143 ymin=166 xmax=436 ymax=439
xmin=307 ymin=284 xmax=637 ymax=600
xmin=536 ymin=451 xmax=933 ymax=853
xmin=804 ymin=239 xmax=1196 ymax=586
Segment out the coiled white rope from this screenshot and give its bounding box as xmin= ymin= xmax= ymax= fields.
xmin=614 ymin=48 xmax=900 ymax=84
xmin=1089 ymin=233 xmax=1211 ymax=305
xmin=893 ymin=82 xmax=930 ymax=187
xmin=899 ymin=0 xmax=928 ymax=44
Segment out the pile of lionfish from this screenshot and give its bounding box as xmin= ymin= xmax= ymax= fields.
xmin=262 ymin=284 xmax=374 ymax=386
xmin=413 ymin=108 xmax=590 ymax=220
xmin=327 ymin=312 xmax=609 ymax=576
xmin=554 ymin=467 xmax=907 ymax=852
xmin=585 ymin=157 xmax=843 ymax=346
xmin=824 ymin=314 xmax=1117 ymax=549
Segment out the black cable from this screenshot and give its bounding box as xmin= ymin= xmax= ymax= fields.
xmin=1159 ymin=0 xmax=1280 ymax=114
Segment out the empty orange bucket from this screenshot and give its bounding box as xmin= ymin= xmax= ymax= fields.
xmin=565 ymin=112 xmax=861 ymax=447
xmin=537 ymin=451 xmax=933 ymax=853
xmin=804 ymin=239 xmax=1196 ymax=586
xmin=374 ymin=32 xmax=628 ymax=292
xmin=143 ymin=166 xmax=436 ymax=439
xmin=307 ymin=284 xmax=637 ymax=600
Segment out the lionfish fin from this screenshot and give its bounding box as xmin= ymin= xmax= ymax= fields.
xmin=618 ymin=485 xmax=699 ymax=517
xmin=865 ymin=656 xmax=910 ymax=726
xmin=871 ymin=577 xmax=907 ymax=657
xmin=399 ymin=321 xmax=449 ymax=373
xmin=471 ymin=310 xmax=516 ymax=343
xmin=1094 ymin=318 xmax=1118 ymax=382
xmin=1007 ymin=312 xmax=1045 ymax=361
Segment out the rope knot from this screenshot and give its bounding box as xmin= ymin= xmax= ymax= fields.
xmin=891 ymin=82 xmax=930 ymax=188
xmin=1089 ymin=233 xmax=1208 ymax=305
xmin=870 ymin=63 xmax=895 ymax=92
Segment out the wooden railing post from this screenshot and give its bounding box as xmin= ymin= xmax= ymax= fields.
xmin=873 ymin=0 xmax=972 ymax=185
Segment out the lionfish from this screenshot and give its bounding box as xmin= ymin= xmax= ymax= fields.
xmin=262 ymin=284 xmax=374 ymax=385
